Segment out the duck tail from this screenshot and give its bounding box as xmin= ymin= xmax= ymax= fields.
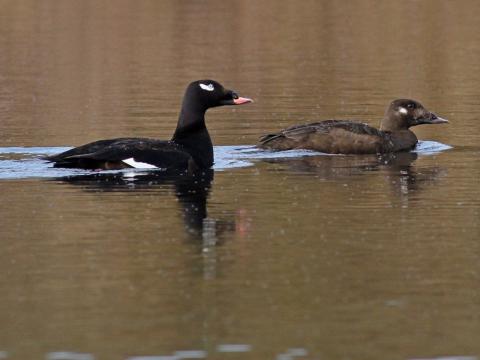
xmin=258 ymin=132 xmax=284 ymax=146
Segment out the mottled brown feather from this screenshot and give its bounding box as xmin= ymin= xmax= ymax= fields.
xmin=259 ymin=121 xmax=395 ymax=154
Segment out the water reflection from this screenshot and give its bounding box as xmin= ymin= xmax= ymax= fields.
xmin=52 ymin=170 xmax=236 ymax=247
xmin=46 ymin=351 xmax=94 ymax=360
xmin=265 ymin=152 xmax=446 ymax=196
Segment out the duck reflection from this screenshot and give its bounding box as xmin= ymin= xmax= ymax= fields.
xmin=53 ymin=169 xmax=237 ymax=246
xmin=265 ymin=152 xmax=446 ymax=195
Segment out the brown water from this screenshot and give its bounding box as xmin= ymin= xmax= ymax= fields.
xmin=1 ymin=1 xmax=480 ymax=360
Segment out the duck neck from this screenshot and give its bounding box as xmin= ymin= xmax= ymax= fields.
xmin=389 ymin=129 xmax=418 ymax=152
xmin=172 ymin=106 xmax=213 ymax=168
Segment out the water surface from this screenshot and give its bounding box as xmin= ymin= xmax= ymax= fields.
xmin=0 ymin=1 xmax=479 ymax=360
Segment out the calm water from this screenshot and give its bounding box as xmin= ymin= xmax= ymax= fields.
xmin=1 ymin=1 xmax=480 ymax=360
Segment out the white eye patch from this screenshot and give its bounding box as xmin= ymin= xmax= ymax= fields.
xmin=398 ymin=107 xmax=408 ymax=114
xmin=199 ymin=83 xmax=215 ymax=91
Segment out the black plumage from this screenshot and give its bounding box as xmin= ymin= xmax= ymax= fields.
xmin=44 ymin=80 xmax=252 ymax=170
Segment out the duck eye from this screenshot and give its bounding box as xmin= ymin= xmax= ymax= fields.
xmin=231 ymin=91 xmax=239 ymax=100
xmin=407 ymin=103 xmax=416 ymax=109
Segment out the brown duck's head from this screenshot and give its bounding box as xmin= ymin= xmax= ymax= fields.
xmin=380 ymin=99 xmax=448 ymax=132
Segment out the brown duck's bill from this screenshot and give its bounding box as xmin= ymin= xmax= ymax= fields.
xmin=428 ymin=113 xmax=449 ymax=124
xmin=234 ymin=97 xmax=254 ymax=105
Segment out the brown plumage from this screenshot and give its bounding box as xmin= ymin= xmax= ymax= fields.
xmin=258 ymin=99 xmax=448 ymax=154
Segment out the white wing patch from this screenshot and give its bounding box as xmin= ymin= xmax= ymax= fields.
xmin=122 ymin=157 xmax=158 ymax=169
xmin=199 ymin=83 xmax=215 ymax=91
xmin=398 ymin=107 xmax=408 ymax=114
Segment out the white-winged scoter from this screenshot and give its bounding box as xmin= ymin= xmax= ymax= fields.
xmin=44 ymin=80 xmax=252 ymax=170
xmin=258 ymin=99 xmax=448 ymax=154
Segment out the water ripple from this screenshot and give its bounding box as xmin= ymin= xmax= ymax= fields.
xmin=0 ymin=141 xmax=451 ymax=180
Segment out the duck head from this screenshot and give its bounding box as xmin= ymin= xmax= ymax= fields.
xmin=182 ymin=80 xmax=253 ymax=113
xmin=380 ymin=99 xmax=448 ymax=132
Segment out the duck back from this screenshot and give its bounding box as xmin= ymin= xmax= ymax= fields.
xmin=259 ymin=120 xmax=395 ymax=154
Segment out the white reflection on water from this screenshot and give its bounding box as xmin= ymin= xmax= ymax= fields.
xmin=216 ymin=344 xmax=252 ymax=352
xmin=126 ymin=356 xmax=177 ymax=360
xmin=0 ymin=141 xmax=452 ymax=180
xmin=46 ymin=352 xmax=95 ymax=360
xmin=275 ymin=347 xmax=309 ymax=360
xmin=173 ymin=350 xmax=207 ymax=358
xmin=127 ymin=345 xmax=253 ymax=360
xmin=409 ymin=357 xmax=478 ymax=360
xmin=0 ymin=349 xmax=475 ymax=360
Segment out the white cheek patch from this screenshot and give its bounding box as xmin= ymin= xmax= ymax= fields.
xmin=199 ymin=83 xmax=214 ymax=91
xmin=122 ymin=157 xmax=158 ymax=169
xmin=398 ymin=107 xmax=408 ymax=114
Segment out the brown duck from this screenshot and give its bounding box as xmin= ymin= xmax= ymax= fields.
xmin=258 ymin=99 xmax=448 ymax=154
